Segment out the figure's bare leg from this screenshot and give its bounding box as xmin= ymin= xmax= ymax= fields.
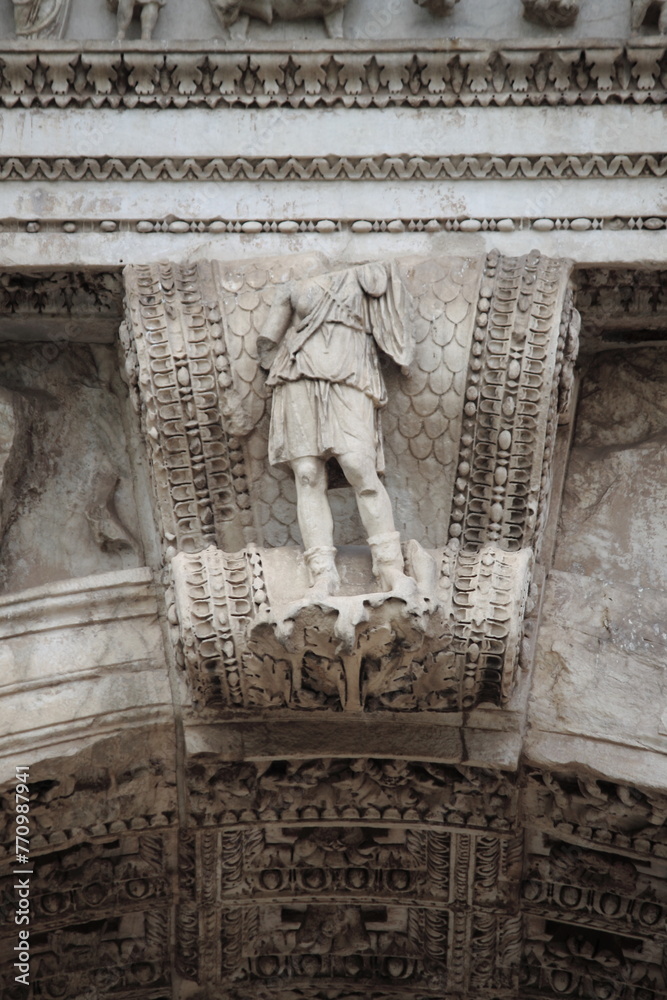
xmin=631 ymin=0 xmax=649 ymax=29
xmin=115 ymin=0 xmax=134 ymax=38
xmin=292 ymin=456 xmax=332 ymax=549
xmin=336 ymin=451 xmax=394 ymax=539
xmin=324 ymin=7 xmax=346 ymax=37
xmin=291 ymin=457 xmax=339 ymax=597
xmin=140 ymin=1 xmax=160 ymax=39
xmin=337 ymin=451 xmax=415 ymax=595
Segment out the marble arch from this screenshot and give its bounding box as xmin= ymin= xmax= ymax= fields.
xmin=0 ymin=2 xmax=666 ymax=1000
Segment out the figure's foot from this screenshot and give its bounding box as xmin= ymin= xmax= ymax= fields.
xmin=304 ymin=546 xmax=340 ymax=599
xmin=228 ymin=14 xmax=250 ymax=40
xmin=324 ymin=8 xmax=346 ymax=37
xmin=368 ymin=531 xmax=417 ymax=596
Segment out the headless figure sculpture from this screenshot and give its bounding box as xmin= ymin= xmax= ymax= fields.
xmin=258 ymin=264 xmax=416 ymax=600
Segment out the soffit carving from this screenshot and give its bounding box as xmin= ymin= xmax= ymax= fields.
xmin=2 ymin=756 xmax=667 ymax=1000
xmin=0 ymin=265 xmax=660 ymax=347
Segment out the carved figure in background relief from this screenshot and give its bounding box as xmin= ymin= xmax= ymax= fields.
xmin=209 ymin=0 xmax=351 ymax=39
xmin=107 ymin=0 xmax=164 ymax=39
xmin=521 ymin=0 xmax=579 ymax=27
xmin=258 ymin=263 xmax=415 ymax=598
xmin=413 ymin=0 xmax=460 ymax=15
xmin=11 ymin=0 xmax=71 ymax=37
xmin=632 ymin=0 xmax=667 ymax=33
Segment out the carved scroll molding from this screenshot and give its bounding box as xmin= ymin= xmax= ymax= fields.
xmin=446 ymin=249 xmax=578 ymax=554
xmin=0 ymin=42 xmax=665 ymax=109
xmin=2 ymin=152 xmax=666 ymax=183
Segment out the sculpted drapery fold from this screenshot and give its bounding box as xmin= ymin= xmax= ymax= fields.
xmin=11 ymin=0 xmax=72 ymax=37
xmin=261 ymin=262 xmax=413 ymax=473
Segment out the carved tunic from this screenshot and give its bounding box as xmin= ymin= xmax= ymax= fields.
xmin=12 ymin=0 xmax=71 ymax=37
xmin=264 ymin=264 xmax=412 ymax=469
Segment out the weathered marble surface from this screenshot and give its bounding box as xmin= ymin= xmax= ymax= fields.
xmin=0 ymin=342 xmax=143 ymax=592
xmin=528 ymin=348 xmax=667 ymax=790
xmin=0 ymin=99 xmax=665 ymax=267
xmin=554 ymin=349 xmax=667 ymax=591
xmin=0 ymin=568 xmax=172 ymax=772
xmin=0 ymin=0 xmax=664 ymax=991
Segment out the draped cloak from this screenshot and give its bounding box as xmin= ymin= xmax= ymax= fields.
xmin=265 ymin=263 xmax=413 ymax=471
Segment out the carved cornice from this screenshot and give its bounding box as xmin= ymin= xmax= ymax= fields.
xmin=0 ymin=40 xmax=666 ymax=109
xmin=1 ymin=152 xmax=666 ymax=183
xmin=576 ymin=266 xmax=667 ymax=344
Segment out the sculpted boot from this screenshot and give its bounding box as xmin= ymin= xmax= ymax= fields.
xmin=368 ymin=531 xmax=417 ymax=597
xmin=303 ymin=546 xmax=341 ymax=598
